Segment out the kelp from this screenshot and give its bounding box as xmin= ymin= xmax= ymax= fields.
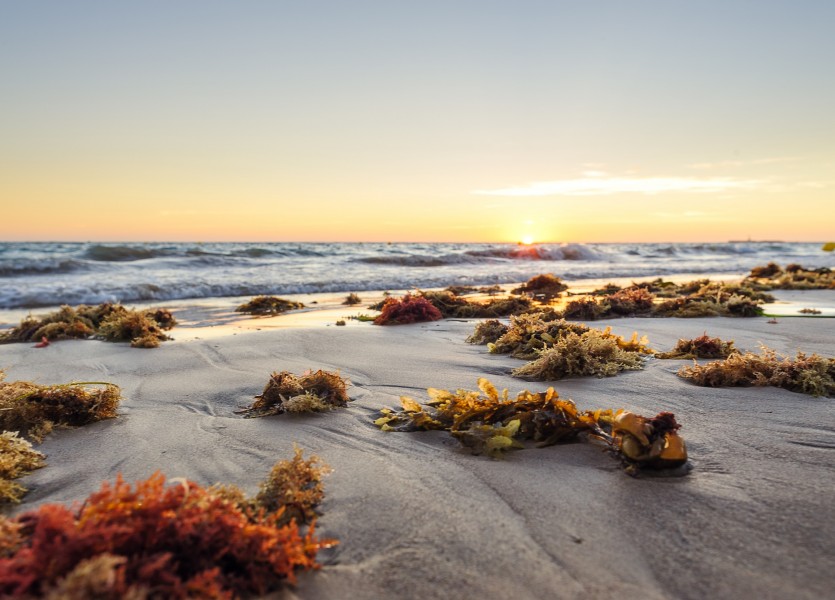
xmin=465 ymin=319 xmax=509 ymax=345
xmin=0 ymin=451 xmax=333 ymax=598
xmin=0 ymin=371 xmax=121 ymax=442
xmin=655 ymin=334 xmax=738 ymax=359
xmin=374 ymin=378 xmax=688 ymax=473
xmin=678 ymin=347 xmax=835 ymax=397
xmin=237 ymin=369 xmax=351 ymax=417
xmin=511 ymin=330 xmax=647 ymax=380
xmin=236 ymin=296 xmax=305 ymax=316
xmin=744 ymin=263 xmax=835 ymax=290
xmin=373 ymin=294 xmax=443 ymax=325
xmin=511 ymin=274 xmax=568 ymax=301
xmin=0 ymin=432 xmax=46 ymax=505
xmin=0 ymin=304 xmax=176 ymax=348
xmin=342 ymin=293 xmax=362 ymax=306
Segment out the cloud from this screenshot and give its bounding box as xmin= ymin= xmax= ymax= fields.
xmin=688 ymin=157 xmax=801 ymax=170
xmin=472 ymin=176 xmax=760 ymax=197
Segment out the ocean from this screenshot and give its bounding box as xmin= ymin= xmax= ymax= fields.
xmin=0 ymin=241 xmax=831 ymax=310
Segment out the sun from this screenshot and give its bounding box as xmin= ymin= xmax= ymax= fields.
xmin=520 ymin=234 xmax=535 ymax=245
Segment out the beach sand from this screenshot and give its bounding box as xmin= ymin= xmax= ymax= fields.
xmin=1 ymin=289 xmax=833 ymax=599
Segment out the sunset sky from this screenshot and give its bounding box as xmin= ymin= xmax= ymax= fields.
xmin=2 ymin=1 xmax=833 ymax=243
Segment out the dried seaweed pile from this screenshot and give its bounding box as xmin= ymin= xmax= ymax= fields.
xmin=0 ymin=370 xmax=122 ymax=505
xmin=744 ymin=263 xmax=835 ymax=290
xmin=468 ymin=314 xmax=651 ymax=380
xmin=511 ymin=274 xmax=569 ymax=301
xmin=417 ymin=291 xmax=533 ymax=319
xmin=0 ymin=433 xmax=45 ymax=504
xmin=375 ymin=378 xmax=688 ymax=474
xmin=238 ymin=369 xmax=351 ymax=417
xmin=236 ymin=296 xmax=305 ymax=315
xmin=679 ymin=347 xmax=835 ymax=397
xmin=0 ymin=448 xmax=334 ymax=598
xmin=656 ymin=334 xmax=738 ymax=359
xmin=0 ymin=371 xmax=121 ymax=442
xmin=0 ymin=304 xmax=176 ymax=348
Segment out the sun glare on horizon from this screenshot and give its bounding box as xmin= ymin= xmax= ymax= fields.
xmin=520 ymin=235 xmax=535 ymax=245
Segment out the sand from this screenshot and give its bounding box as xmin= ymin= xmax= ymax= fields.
xmin=1 ymin=289 xmax=834 ymax=599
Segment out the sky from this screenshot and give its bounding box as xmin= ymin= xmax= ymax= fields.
xmin=1 ymin=0 xmax=834 ymax=243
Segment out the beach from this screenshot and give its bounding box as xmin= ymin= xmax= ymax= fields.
xmin=1 ymin=284 xmax=833 ymax=599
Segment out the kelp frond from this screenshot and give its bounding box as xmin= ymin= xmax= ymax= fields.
xmin=678 ymin=347 xmax=835 ymax=397
xmin=373 ymin=294 xmax=443 ymax=325
xmin=375 ymin=378 xmax=688 ymax=473
xmin=238 ymin=369 xmax=351 ymax=418
xmin=0 ymin=432 xmax=46 ymax=505
xmin=0 ymin=304 xmax=176 ymax=348
xmin=511 ymin=330 xmax=646 ymax=380
xmin=511 ymin=274 xmax=568 ymax=301
xmin=466 ymin=319 xmax=509 ymax=345
xmin=0 ymin=452 xmax=333 ymax=597
xmin=236 ymin=296 xmax=304 ymax=315
xmin=0 ymin=371 xmax=121 ymax=442
xmin=656 ymin=333 xmax=738 ymax=359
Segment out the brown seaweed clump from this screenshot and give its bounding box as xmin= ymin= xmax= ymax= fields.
xmin=0 ymin=432 xmax=46 ymax=505
xmin=655 ymin=334 xmax=738 ymax=360
xmin=0 ymin=450 xmax=333 ymax=598
xmin=652 ymin=293 xmax=763 ymax=318
xmin=373 ymin=294 xmax=443 ymax=325
xmin=0 ymin=304 xmax=176 ymax=348
xmin=465 ymin=319 xmax=509 ymax=345
xmin=236 ymin=296 xmax=305 ymax=315
xmin=238 ymin=370 xmax=351 ymax=417
xmin=418 ymin=291 xmax=533 ymax=319
xmin=0 ymin=371 xmax=121 ymax=442
xmin=511 ymin=330 xmax=647 ymax=380
xmin=562 ymin=297 xmax=611 ymax=321
xmin=342 ymin=293 xmax=362 ymax=306
xmin=511 ymin=274 xmax=569 ymax=301
xmin=744 ymin=263 xmax=834 ymax=290
xmin=605 ymin=287 xmax=656 ymax=316
xmin=487 ymin=314 xmax=592 ymax=359
xmin=374 ymin=378 xmax=688 ymax=473
xmin=678 ymin=347 xmax=835 ymax=397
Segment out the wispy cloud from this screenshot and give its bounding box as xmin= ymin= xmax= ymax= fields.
xmin=688 ymin=157 xmax=801 ymax=170
xmin=473 ymin=175 xmax=760 ymax=197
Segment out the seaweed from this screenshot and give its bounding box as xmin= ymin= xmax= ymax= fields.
xmin=373 ymin=294 xmax=443 ymax=325
xmin=605 ymin=287 xmax=655 ymax=316
xmin=744 ymin=263 xmax=835 ymax=290
xmin=374 ymin=378 xmax=688 ymax=473
xmin=342 ymin=293 xmax=362 ymax=306
xmin=0 ymin=451 xmax=333 ymax=598
xmin=655 ymin=334 xmax=738 ymax=359
xmin=416 ymin=291 xmax=533 ymax=319
xmin=465 ymin=320 xmax=509 ymax=345
xmin=487 ymin=315 xmax=591 ymax=359
xmin=511 ymin=274 xmax=569 ymax=301
xmin=253 ymin=446 xmax=331 ymax=526
xmin=237 ymin=369 xmax=351 ymax=418
xmin=0 ymin=371 xmax=121 ymax=442
xmin=0 ymin=304 xmax=176 ymax=348
xmin=561 ymin=298 xmax=610 ymax=321
xmin=0 ymin=432 xmax=46 ymax=505
xmin=678 ymin=347 xmax=835 ymax=397
xmin=799 ymin=308 xmax=822 ymax=315
xmin=511 ymin=330 xmax=647 ymax=380
xmin=236 ymin=296 xmax=305 ymax=316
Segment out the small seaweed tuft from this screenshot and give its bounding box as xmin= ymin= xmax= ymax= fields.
xmin=678 ymin=347 xmax=835 ymax=397
xmin=0 ymin=452 xmax=333 ymax=597
xmin=466 ymin=319 xmax=509 ymax=345
xmin=238 ymin=369 xmax=351 ymax=417
xmin=342 ymin=293 xmax=362 ymax=306
xmin=0 ymin=432 xmax=46 ymax=505
xmin=512 ymin=274 xmax=568 ymax=301
xmin=655 ymin=333 xmax=738 ymax=359
xmin=373 ymin=294 xmax=443 ymax=325
xmin=236 ymin=296 xmax=304 ymax=315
